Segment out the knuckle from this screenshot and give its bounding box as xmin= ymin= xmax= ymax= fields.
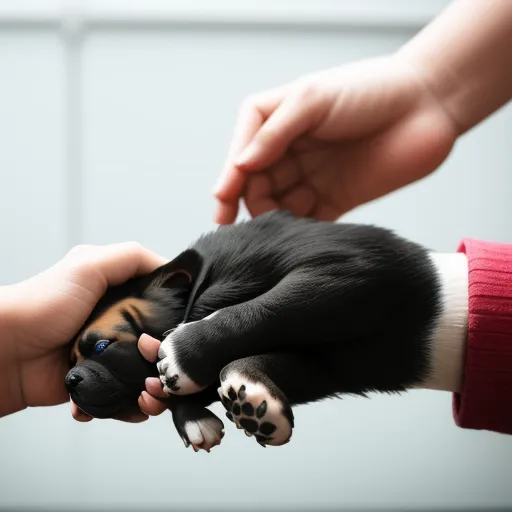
xmin=63 ymin=244 xmax=102 ymax=280
xmin=125 ymin=240 xmax=143 ymax=251
xmin=121 ymin=240 xmax=144 ymax=255
xmin=239 ymin=94 xmax=259 ymax=115
xmin=66 ymin=244 xmax=94 ymax=258
xmin=293 ymin=79 xmax=320 ymax=102
xmin=238 ymin=88 xmax=276 ymax=116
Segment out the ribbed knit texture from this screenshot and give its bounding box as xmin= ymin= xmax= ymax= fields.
xmin=454 ymin=238 xmax=512 ymax=434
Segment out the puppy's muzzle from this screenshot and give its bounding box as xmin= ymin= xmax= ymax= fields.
xmin=66 ymin=360 xmax=130 ymax=418
xmin=65 ymin=372 xmax=83 ymax=390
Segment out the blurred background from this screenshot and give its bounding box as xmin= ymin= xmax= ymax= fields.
xmin=0 ymin=0 xmax=511 ymax=510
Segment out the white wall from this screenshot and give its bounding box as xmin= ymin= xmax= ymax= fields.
xmin=0 ymin=1 xmax=511 ymax=510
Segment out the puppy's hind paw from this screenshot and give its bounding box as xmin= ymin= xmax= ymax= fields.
xmin=176 ymin=410 xmax=225 ymax=453
xmin=218 ymin=371 xmax=294 ymax=448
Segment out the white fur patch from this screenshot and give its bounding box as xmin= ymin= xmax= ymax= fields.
xmin=157 ymin=326 xmax=203 ymax=395
xmin=422 ymin=252 xmax=469 ymax=393
xmin=219 ymin=371 xmax=293 ymax=447
xmin=183 ymin=416 xmax=224 ymax=453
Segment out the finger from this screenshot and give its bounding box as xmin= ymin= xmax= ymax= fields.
xmin=243 ymin=173 xmax=280 ymax=219
xmin=213 ymin=201 xmax=239 ymax=226
xmin=145 ymin=377 xmax=169 ymax=399
xmin=96 ymin=242 xmax=169 ymax=287
xmin=139 ymin=391 xmax=167 ymax=416
xmin=213 ymin=88 xmax=286 ymax=223
xmin=63 ymin=243 xmax=168 ymax=299
xmin=235 ymin=85 xmax=328 ymax=172
xmin=277 ymin=185 xmax=317 ymax=218
xmin=138 ymin=333 xmax=161 ymax=363
xmin=115 ymin=410 xmax=149 ymax=423
xmin=268 ymin=157 xmax=300 ymax=195
xmin=70 ymin=398 xmax=93 ymax=422
xmin=311 ymin=202 xmax=341 ymax=222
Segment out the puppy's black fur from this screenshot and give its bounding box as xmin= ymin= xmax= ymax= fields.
xmin=67 ymin=210 xmax=442 ymax=448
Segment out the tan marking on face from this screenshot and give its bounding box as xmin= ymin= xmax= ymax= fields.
xmin=70 ymin=298 xmax=151 ymax=365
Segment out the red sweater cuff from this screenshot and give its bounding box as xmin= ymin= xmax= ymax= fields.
xmin=453 ymin=238 xmax=512 ymax=434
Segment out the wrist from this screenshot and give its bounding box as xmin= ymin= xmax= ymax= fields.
xmin=0 ymin=286 xmax=26 ymax=417
xmin=397 ymin=0 xmax=512 ymax=135
xmin=419 ymin=253 xmax=469 ymax=393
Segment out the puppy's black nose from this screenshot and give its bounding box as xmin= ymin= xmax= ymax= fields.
xmin=65 ymin=373 xmax=83 ymax=390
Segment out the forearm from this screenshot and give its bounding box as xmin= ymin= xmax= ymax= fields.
xmin=398 ymin=0 xmax=512 ymax=134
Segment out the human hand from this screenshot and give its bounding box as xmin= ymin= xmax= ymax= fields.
xmin=214 ymin=54 xmax=458 ymax=224
xmin=0 ymin=242 xmax=167 ymax=421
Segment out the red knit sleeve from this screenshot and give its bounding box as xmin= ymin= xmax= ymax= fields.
xmin=453 ymin=238 xmax=512 ymax=434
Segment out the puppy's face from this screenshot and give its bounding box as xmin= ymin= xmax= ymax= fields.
xmin=65 ymin=261 xmax=193 ymax=420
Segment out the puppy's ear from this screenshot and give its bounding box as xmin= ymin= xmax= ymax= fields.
xmin=148 ymin=249 xmax=203 ymax=291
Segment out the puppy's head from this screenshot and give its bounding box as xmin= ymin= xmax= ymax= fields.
xmin=65 ymin=250 xmax=201 ymax=420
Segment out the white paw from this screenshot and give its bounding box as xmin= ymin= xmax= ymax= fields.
xmin=156 ymin=324 xmax=204 ymax=396
xmin=156 ymin=312 xmax=219 ymax=395
xmin=218 ymin=372 xmax=294 ymax=447
xmin=182 ymin=416 xmax=225 ymax=453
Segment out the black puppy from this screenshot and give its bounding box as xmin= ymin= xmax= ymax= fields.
xmin=66 ymin=210 xmax=467 ymax=450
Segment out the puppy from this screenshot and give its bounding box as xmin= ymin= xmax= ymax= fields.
xmin=66 ymin=210 xmax=468 ymax=451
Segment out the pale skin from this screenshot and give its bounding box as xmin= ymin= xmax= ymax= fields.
xmin=211 ymin=0 xmax=512 ymax=225
xmin=0 ymin=0 xmax=511 ymax=422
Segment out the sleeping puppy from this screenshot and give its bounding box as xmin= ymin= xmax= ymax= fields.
xmin=66 ymin=210 xmax=467 ymax=451
xmin=66 ymin=255 xmax=225 ymax=449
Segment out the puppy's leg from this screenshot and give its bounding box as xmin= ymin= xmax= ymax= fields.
xmin=168 ymin=387 xmax=225 ymax=453
xmin=218 ymin=348 xmax=341 ymax=448
xmin=157 ymin=271 xmax=334 ymax=395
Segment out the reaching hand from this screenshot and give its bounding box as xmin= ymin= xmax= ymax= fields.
xmin=214 ymin=54 xmax=458 ymax=224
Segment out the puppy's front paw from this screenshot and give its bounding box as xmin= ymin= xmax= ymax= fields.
xmin=218 ymin=371 xmax=294 ymax=447
xmin=156 ymin=313 xmax=222 ymax=395
xmin=156 ymin=324 xmax=205 ymax=396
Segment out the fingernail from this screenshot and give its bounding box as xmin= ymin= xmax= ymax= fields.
xmin=145 ymin=377 xmax=161 ymax=388
xmin=212 ymin=178 xmax=224 ymax=196
xmin=139 ymin=333 xmax=152 ymax=343
xmin=235 ymin=143 xmax=258 ymax=167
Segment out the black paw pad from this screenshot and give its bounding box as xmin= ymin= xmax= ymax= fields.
xmin=241 ymin=403 xmax=254 ymax=416
xmin=256 ymin=401 xmax=267 ymax=418
xmin=239 ymin=418 xmax=258 ymax=433
xmin=228 ymin=386 xmax=237 ymax=401
xmin=259 ymin=422 xmax=276 ymax=436
xmin=237 ymin=385 xmax=247 ymax=400
xmin=218 ymin=381 xmax=291 ymax=447
xmin=166 ymin=375 xmax=180 ymax=392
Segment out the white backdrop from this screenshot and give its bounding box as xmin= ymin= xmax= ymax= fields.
xmin=0 ymin=1 xmax=511 ymax=510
